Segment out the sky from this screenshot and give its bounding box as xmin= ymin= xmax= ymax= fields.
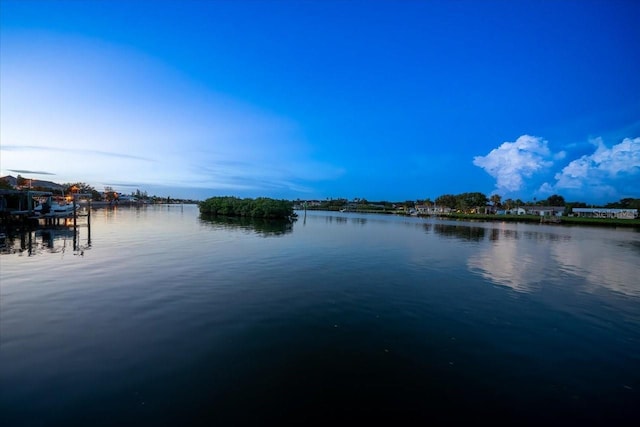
xmin=1 ymin=0 xmax=639 ymax=203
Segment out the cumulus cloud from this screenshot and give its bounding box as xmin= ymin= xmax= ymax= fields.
xmin=473 ymin=135 xmax=554 ymax=192
xmin=551 ymin=137 xmax=640 ymax=193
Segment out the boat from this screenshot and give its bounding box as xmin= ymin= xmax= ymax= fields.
xmin=34 ymin=197 xmax=78 ymax=217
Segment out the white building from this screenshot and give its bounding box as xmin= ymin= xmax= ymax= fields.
xmin=526 ymin=206 xmax=564 ymax=217
xmin=572 ymin=208 xmax=638 ymax=219
xmin=505 ymin=207 xmax=526 ymax=215
xmin=118 ymin=194 xmax=138 ymax=203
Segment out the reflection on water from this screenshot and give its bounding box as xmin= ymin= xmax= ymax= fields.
xmin=467 ymin=235 xmax=551 ymax=293
xmin=1 ymin=208 xmax=639 ymax=425
xmin=320 ymin=214 xmax=366 ymax=226
xmin=199 ymin=214 xmax=294 ymax=237
xmin=0 ymin=226 xmax=91 ymax=257
xmin=466 ymin=223 xmax=640 ymax=296
xmin=551 ymin=235 xmax=640 ymax=297
xmin=433 ymin=223 xmax=486 ymax=241
xmin=432 ymin=222 xmax=576 ymax=244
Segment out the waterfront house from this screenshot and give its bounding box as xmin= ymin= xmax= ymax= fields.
xmin=572 ymin=208 xmax=638 ymax=219
xmin=500 ymin=207 xmax=526 ymax=215
xmin=415 ymin=205 xmax=429 ymax=214
xmin=415 ymin=205 xmax=451 ymax=215
xmin=525 ymin=206 xmax=564 ymax=217
xmin=118 ymin=194 xmax=138 ymax=203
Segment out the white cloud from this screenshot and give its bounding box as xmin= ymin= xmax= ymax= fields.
xmin=537 ymin=182 xmax=555 ymax=195
xmin=473 ymin=135 xmax=554 ymax=193
xmin=553 ymin=137 xmax=640 ymax=192
xmin=554 ymin=151 xmax=567 ymax=161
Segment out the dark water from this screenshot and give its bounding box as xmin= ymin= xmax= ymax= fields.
xmin=1 ymin=206 xmax=639 ymax=425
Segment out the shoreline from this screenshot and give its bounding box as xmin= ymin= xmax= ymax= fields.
xmin=303 ymin=208 xmax=640 ymax=228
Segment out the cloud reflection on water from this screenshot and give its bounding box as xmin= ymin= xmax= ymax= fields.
xmin=466 ymin=223 xmax=640 ymax=297
xmin=550 ymin=236 xmax=640 ymax=297
xmin=467 ymin=234 xmax=551 ymax=293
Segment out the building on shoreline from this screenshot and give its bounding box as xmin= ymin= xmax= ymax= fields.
xmin=415 ymin=205 xmax=452 ymax=215
xmin=572 ymin=208 xmax=638 ymax=219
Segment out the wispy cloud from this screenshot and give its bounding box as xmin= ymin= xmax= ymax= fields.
xmin=473 ymin=135 xmax=556 ymax=193
xmin=542 ymin=137 xmax=640 ymax=198
xmin=102 ymin=182 xmax=148 ymax=188
xmin=1 ymin=145 xmax=154 ymax=162
xmin=8 ymin=169 xmax=56 ymax=175
xmin=0 ymin=33 xmax=344 ymax=199
xmin=188 ymin=158 xmax=343 ymax=195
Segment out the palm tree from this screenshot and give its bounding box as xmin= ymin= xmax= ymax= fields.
xmin=504 ymin=198 xmax=514 ymax=210
xmin=490 ymin=194 xmax=502 ymax=208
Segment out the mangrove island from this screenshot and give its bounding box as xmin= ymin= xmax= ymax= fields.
xmin=199 ymin=196 xmax=294 ymax=219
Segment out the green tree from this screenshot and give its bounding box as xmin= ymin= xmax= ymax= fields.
xmin=457 ymin=192 xmax=488 ymax=213
xmin=16 ymin=175 xmax=27 ymax=187
xmin=605 ymin=198 xmax=640 ymax=209
xmin=503 ymin=198 xmax=515 ymax=210
xmin=546 ymin=194 xmax=566 ymax=206
xmin=456 ymin=197 xmax=468 ymax=212
xmin=199 ymin=196 xmax=293 ymax=219
xmin=0 ymin=177 xmax=13 ymax=189
xmin=490 ymin=194 xmax=502 ymax=208
xmin=435 ymin=194 xmax=457 ymax=209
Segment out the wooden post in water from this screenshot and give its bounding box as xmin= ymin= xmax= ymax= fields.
xmin=73 ymin=221 xmax=78 ymax=251
xmin=27 ymin=190 xmax=33 ymax=214
xmin=73 ymin=197 xmax=77 ymax=229
xmin=87 ymin=201 xmax=92 ymax=247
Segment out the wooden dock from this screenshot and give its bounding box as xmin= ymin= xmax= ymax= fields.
xmin=1 ymin=191 xmax=93 ymax=255
xmin=540 ymin=216 xmax=562 ymax=224
xmin=1 ymin=190 xmax=92 ymax=228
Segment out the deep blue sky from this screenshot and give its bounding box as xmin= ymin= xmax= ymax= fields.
xmin=1 ymin=0 xmax=639 ymax=203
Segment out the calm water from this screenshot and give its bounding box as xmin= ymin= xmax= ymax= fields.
xmin=1 ymin=205 xmax=639 ymax=425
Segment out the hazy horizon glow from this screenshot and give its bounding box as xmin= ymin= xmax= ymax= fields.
xmin=1 ymin=0 xmax=639 ymax=202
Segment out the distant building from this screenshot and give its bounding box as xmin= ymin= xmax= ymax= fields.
xmin=415 ymin=205 xmax=451 ymax=215
xmin=415 ymin=205 xmax=429 ymax=214
xmin=118 ymin=194 xmax=138 ymax=203
xmin=525 ymin=206 xmax=564 ymax=217
xmin=496 ymin=207 xmax=526 ymax=215
xmin=572 ymin=208 xmax=638 ymax=219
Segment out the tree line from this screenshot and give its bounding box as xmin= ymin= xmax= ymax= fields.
xmin=4 ymin=175 xmax=638 ymax=212
xmin=299 ymin=193 xmax=640 ymax=214
xmin=199 ymin=196 xmax=294 ymax=219
xmin=429 ymin=193 xmax=571 ymax=210
xmin=431 ymin=193 xmax=640 ymax=211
